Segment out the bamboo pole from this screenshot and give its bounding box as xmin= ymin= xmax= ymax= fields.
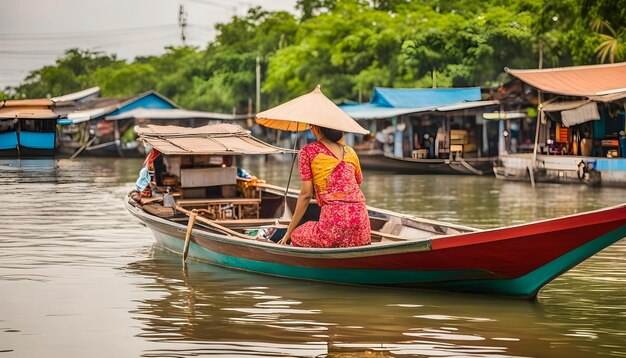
xmin=182 ymin=209 xmax=197 ymax=263
xmin=529 ymin=90 xmax=543 ymax=188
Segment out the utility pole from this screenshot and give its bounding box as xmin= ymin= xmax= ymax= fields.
xmin=256 ymin=56 xmax=261 ymax=113
xmin=178 ymin=4 xmax=187 ymax=46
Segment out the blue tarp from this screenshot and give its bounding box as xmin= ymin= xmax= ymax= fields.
xmin=371 ymin=87 xmax=481 ymax=108
xmin=340 ymin=87 xmax=483 ymax=120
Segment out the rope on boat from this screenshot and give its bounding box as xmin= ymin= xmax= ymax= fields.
xmin=456 ymin=155 xmax=484 ymax=175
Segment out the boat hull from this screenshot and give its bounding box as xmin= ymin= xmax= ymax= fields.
xmin=358 ymin=151 xmax=495 ymax=175
xmin=495 ymin=153 xmax=626 ymax=187
xmin=126 ymin=199 xmax=626 ymax=299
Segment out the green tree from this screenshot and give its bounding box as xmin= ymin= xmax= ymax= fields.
xmin=16 ymin=49 xmax=122 ymax=98
xmin=591 ymin=19 xmax=625 ymax=63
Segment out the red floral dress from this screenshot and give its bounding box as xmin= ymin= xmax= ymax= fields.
xmin=291 ymin=141 xmax=371 ymax=248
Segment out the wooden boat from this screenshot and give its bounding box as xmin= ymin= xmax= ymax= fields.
xmin=126 ymin=124 xmax=626 ymax=300
xmin=358 ymin=150 xmax=494 ymax=175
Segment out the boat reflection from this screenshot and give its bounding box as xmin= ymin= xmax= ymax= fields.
xmin=123 ymin=247 xmax=594 ymax=358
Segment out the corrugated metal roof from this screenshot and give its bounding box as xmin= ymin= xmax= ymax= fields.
xmin=135 ymin=124 xmax=295 ymax=156
xmin=506 ymin=62 xmax=626 ymax=98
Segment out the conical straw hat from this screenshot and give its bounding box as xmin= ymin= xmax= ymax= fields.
xmin=256 ymin=85 xmax=369 ymax=135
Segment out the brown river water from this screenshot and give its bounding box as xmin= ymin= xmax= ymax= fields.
xmin=0 ymin=157 xmax=625 ymax=357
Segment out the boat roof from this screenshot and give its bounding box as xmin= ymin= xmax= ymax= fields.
xmin=135 ymin=123 xmax=296 ymax=156
xmin=506 ymin=62 xmax=626 ymax=101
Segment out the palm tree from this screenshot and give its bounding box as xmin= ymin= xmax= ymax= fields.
xmin=591 ymin=19 xmax=625 ymax=63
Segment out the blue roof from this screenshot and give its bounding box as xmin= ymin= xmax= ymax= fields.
xmin=339 ymin=87 xmax=495 ymax=120
xmin=371 ymin=87 xmax=481 ymax=108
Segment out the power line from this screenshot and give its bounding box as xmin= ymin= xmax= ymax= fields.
xmin=0 ymin=25 xmax=179 ymax=39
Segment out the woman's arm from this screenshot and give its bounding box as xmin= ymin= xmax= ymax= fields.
xmin=278 ymin=180 xmax=313 ymax=245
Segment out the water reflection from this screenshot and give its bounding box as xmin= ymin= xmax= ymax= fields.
xmin=1 ymin=157 xmax=624 ymax=357
xmin=123 ymin=247 xmax=619 ymax=357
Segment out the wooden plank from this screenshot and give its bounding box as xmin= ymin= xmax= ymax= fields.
xmin=140 ymin=196 xmax=163 ymax=205
xmin=177 ymin=197 xmax=261 ymax=205
xmin=142 ymin=204 xmax=175 ymax=218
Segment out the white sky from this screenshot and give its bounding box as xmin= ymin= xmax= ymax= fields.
xmin=0 ymin=0 xmax=297 ymax=89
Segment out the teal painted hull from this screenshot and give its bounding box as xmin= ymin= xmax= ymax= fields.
xmin=149 ymin=224 xmax=626 ymax=299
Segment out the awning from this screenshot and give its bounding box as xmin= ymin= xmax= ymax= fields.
xmin=135 ymin=123 xmax=296 ymax=156
xmin=436 ymin=100 xmax=499 ymax=112
xmin=106 ymin=108 xmax=251 ymax=121
xmin=540 ymin=99 xmax=590 ymax=112
xmin=482 ymin=112 xmax=528 ymax=120
xmin=506 ymin=62 xmax=626 ymax=98
xmin=560 ymin=102 xmax=600 ymax=127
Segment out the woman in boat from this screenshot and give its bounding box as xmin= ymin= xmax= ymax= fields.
xmin=279 ymin=125 xmax=371 ymax=247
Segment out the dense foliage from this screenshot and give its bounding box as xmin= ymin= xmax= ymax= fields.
xmin=4 ymin=0 xmax=625 ymax=112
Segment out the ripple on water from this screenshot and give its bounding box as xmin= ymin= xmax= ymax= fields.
xmin=1 ymin=158 xmax=626 ymax=358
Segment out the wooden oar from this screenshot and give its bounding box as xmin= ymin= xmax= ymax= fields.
xmin=176 ymin=206 xmax=254 ymax=240
xmin=182 ymin=209 xmax=197 ymax=263
xmin=69 ymin=136 xmax=97 ymax=160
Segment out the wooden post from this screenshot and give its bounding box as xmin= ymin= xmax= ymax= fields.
xmin=182 ymin=209 xmax=197 ymax=263
xmin=529 ymin=90 xmax=543 ymax=188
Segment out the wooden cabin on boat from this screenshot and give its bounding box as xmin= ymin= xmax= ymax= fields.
xmin=493 ymin=63 xmax=626 ymax=187
xmin=340 ymin=87 xmax=499 ymax=175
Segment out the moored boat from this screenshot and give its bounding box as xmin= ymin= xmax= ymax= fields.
xmin=125 ymin=123 xmax=626 ymax=300
xmin=356 ymin=149 xmax=495 ymax=174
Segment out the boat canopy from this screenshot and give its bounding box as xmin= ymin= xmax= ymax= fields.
xmin=506 ymin=62 xmax=626 ymax=101
xmin=135 ymin=123 xmax=296 ymax=156
xmin=0 ymin=100 xmax=59 ymax=119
